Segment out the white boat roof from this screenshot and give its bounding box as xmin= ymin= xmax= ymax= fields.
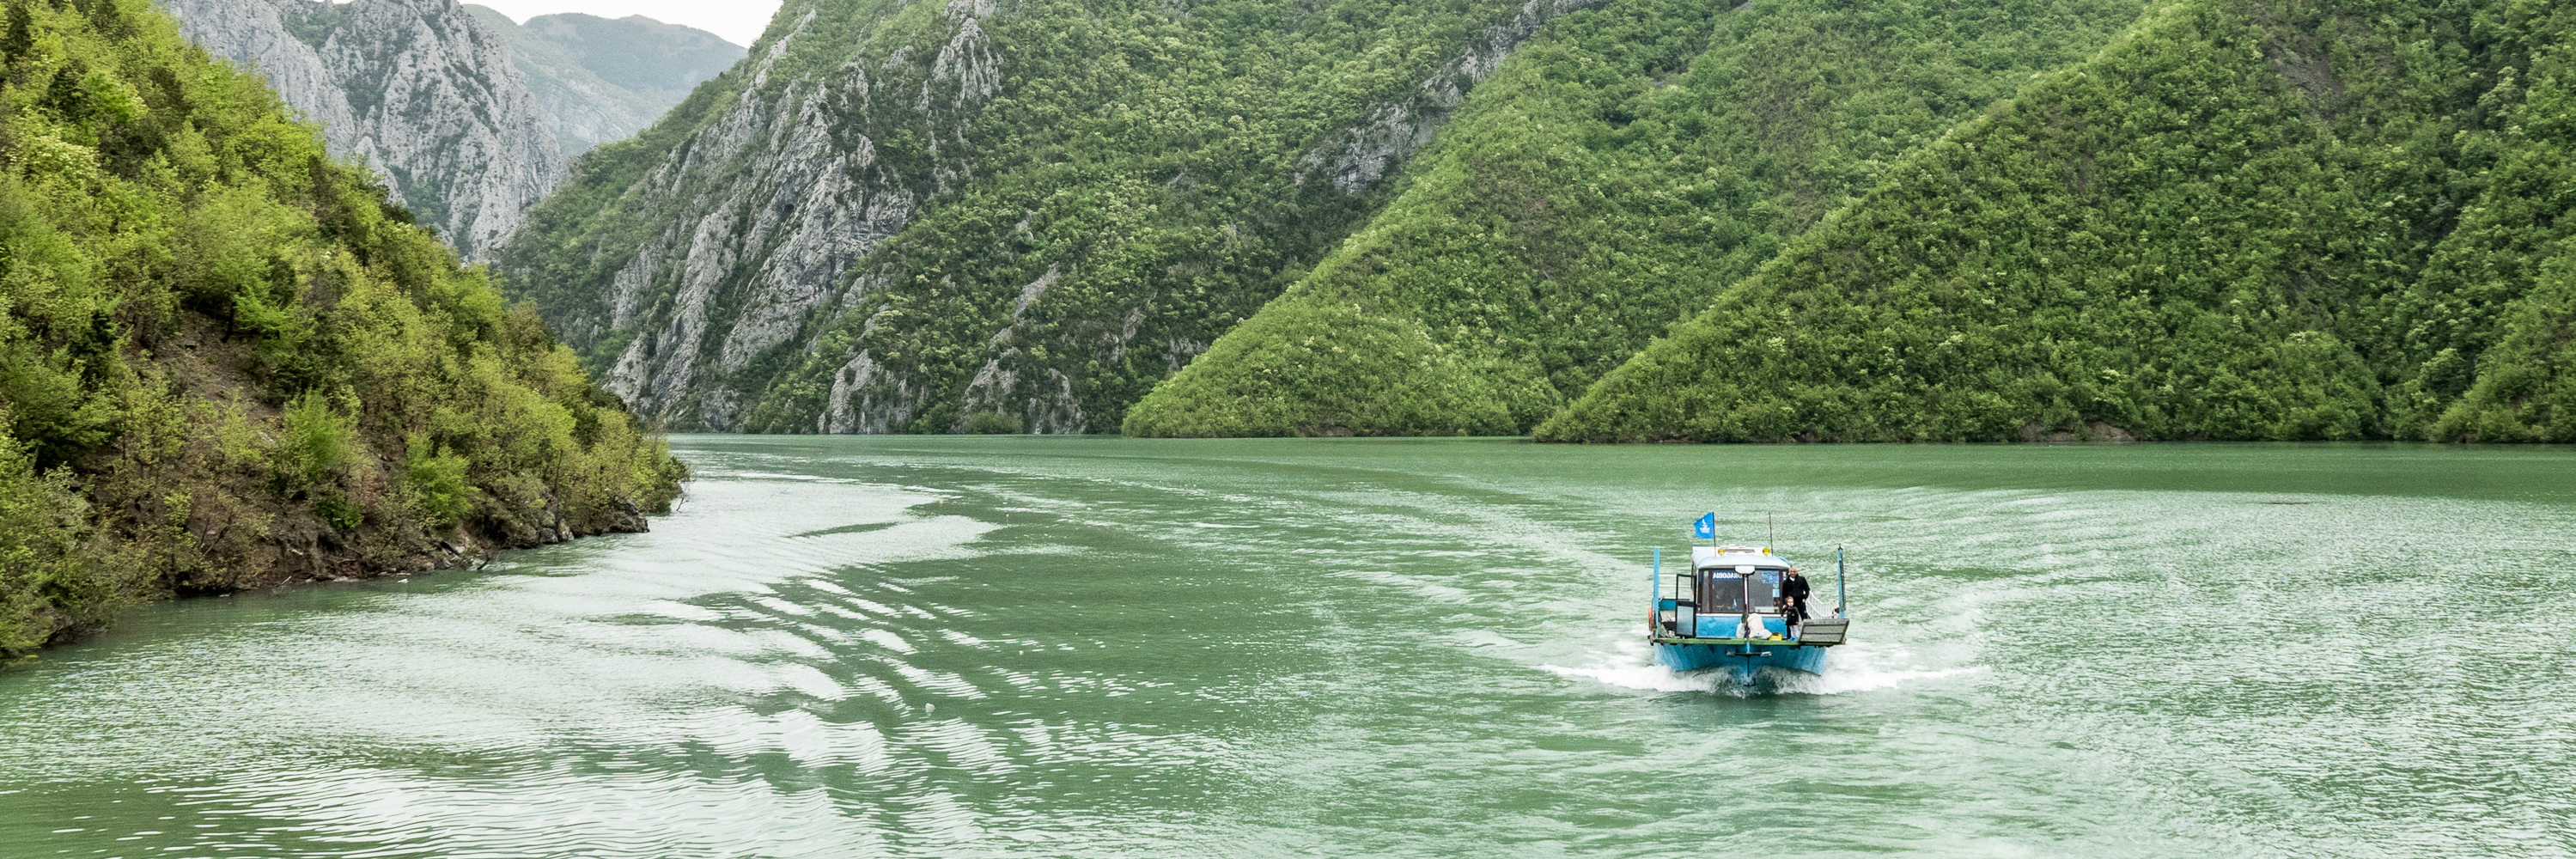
xmin=1691 ymin=545 xmax=1794 ymax=571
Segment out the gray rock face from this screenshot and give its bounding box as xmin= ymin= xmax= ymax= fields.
xmin=585 ymin=4 xmax=960 ymax=430
xmin=162 ymin=0 xmax=563 ymax=259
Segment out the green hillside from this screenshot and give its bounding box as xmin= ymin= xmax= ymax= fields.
xmin=1538 ymin=0 xmax=2575 ymax=442
xmin=0 ymin=0 xmax=685 ymax=654
xmin=1124 ymin=0 xmax=2154 ymax=437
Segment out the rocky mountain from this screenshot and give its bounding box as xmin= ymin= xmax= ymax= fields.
xmin=161 ymin=0 xmax=563 ymax=258
xmin=499 ymin=0 xmax=1615 ymax=433
xmin=463 ymin=6 xmax=743 ymax=156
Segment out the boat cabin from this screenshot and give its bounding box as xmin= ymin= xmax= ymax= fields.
xmin=1659 ymin=545 xmax=1798 ymax=639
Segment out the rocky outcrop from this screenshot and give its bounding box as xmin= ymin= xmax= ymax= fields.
xmin=548 ymin=3 xmax=968 ymax=430
xmin=162 ymin=0 xmax=563 ymax=258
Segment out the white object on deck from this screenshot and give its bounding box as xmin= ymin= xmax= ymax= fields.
xmin=1691 ymin=545 xmax=1787 ymax=570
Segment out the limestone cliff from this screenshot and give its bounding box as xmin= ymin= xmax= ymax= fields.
xmin=161 ymin=0 xmax=563 ymax=258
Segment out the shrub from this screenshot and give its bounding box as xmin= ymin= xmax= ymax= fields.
xmin=275 ymin=391 xmax=354 ymax=490
xmin=402 ymin=435 xmax=474 ymax=526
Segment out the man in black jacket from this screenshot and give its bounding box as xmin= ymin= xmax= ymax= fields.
xmin=1781 ymin=569 xmax=1813 ymax=638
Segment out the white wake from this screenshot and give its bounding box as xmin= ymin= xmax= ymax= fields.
xmin=1540 ymin=638 xmax=1983 ymax=696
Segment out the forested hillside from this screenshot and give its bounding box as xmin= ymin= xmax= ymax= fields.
xmin=1124 ymin=0 xmax=2153 ymax=437
xmin=1539 ymin=0 xmax=2576 ymax=442
xmin=0 ymin=0 xmax=685 ymax=654
xmin=497 ymin=0 xmax=1614 ymax=433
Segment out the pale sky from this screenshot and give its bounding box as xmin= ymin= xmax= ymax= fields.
xmin=466 ymin=1 xmax=783 ymax=47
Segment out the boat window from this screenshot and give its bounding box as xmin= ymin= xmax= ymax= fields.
xmin=1697 ymin=570 xmax=1785 ymax=614
xmin=1697 ymin=575 xmax=1739 ymax=614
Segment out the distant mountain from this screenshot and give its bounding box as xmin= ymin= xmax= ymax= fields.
xmin=463 ymin=7 xmax=744 ymax=156
xmin=161 ymin=0 xmax=563 ymax=259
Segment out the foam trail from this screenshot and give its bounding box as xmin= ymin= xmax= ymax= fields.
xmin=1542 ymin=639 xmax=1982 ymax=696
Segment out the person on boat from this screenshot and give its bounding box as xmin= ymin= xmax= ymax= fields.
xmin=1781 ymin=568 xmax=1812 ymax=638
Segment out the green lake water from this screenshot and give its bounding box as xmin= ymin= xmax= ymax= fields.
xmin=3 ymin=437 xmax=2572 ymax=857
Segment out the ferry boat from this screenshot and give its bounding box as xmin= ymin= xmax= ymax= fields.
xmin=1649 ymin=544 xmax=1848 ymax=686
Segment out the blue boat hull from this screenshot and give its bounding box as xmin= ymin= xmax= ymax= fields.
xmin=1653 ymin=642 xmax=1829 ymax=683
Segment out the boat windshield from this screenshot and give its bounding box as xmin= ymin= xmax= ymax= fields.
xmin=1699 ymin=570 xmax=1787 ymax=614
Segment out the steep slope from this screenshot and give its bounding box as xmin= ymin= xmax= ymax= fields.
xmin=1539 ymin=0 xmax=2573 ymax=442
xmin=498 ymin=0 xmax=1616 ymax=433
xmin=1124 ymin=0 xmax=2154 ymax=437
xmin=463 ymin=6 xmax=743 ymax=156
xmin=0 ymin=0 xmax=684 ymax=654
xmin=161 ymin=0 xmax=563 ymax=258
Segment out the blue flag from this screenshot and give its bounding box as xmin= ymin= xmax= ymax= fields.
xmin=1692 ymin=512 xmax=1716 ymax=539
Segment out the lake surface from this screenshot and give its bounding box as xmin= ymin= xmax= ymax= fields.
xmin=3 ymin=437 xmax=2572 ymax=858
